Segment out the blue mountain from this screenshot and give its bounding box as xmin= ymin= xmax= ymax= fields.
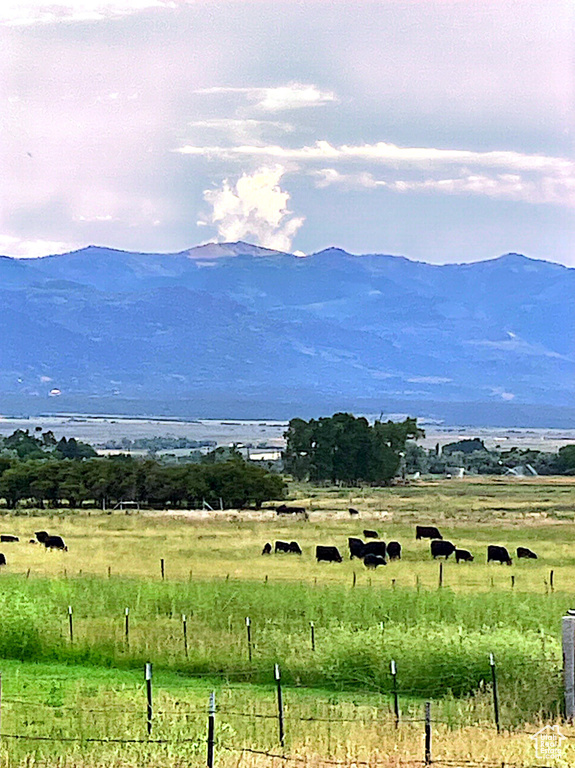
xmin=0 ymin=242 xmax=572 ymax=425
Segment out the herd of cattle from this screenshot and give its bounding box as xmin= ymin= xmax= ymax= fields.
xmin=263 ymin=523 xmax=538 ymax=568
xmin=0 ymin=531 xmax=68 ymax=566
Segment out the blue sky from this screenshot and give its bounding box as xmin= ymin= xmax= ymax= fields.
xmin=1 ymin=0 xmax=573 ymax=263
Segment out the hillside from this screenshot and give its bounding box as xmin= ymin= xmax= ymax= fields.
xmin=1 ymin=242 xmax=573 ymax=425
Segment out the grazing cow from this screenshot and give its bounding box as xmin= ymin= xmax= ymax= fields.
xmin=262 ymin=542 xmax=272 ymax=555
xmin=517 ymin=547 xmax=537 ymax=560
xmin=0 ymin=553 xmax=5 ymax=566
xmin=35 ymin=531 xmax=50 ymax=543
xmin=275 ymin=540 xmax=291 ymax=554
xmin=364 ymin=554 xmax=386 ymax=568
xmin=316 ymin=545 xmax=343 ymax=563
xmin=348 ymin=537 xmax=365 ymax=559
xmin=44 ymin=535 xmax=67 ymax=551
xmin=289 ymin=541 xmax=302 ymax=555
xmin=362 ymin=541 xmax=386 ymax=559
xmin=455 ymin=548 xmax=474 ymax=563
xmin=348 ymin=507 xmax=360 ymax=516
xmin=387 ymin=541 xmax=402 ymax=560
xmin=430 ymin=540 xmax=455 ymax=559
xmin=363 ymin=529 xmax=379 ymax=539
xmin=0 ymin=535 xmax=19 ymax=542
xmin=276 ymin=504 xmax=308 ymax=519
xmin=487 ymin=545 xmax=512 ymax=565
xmin=416 ymin=526 xmax=442 ymax=540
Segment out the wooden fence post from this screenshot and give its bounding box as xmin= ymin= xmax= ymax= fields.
xmin=207 ymin=691 xmax=216 ymax=768
xmin=160 ymin=559 xmax=165 ymax=580
xmin=550 ymin=570 xmax=554 ymax=593
xmin=438 ymin=562 xmax=443 ymax=588
xmin=562 ymin=610 xmax=575 ymax=721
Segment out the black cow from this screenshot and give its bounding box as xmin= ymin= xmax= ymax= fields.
xmin=289 ymin=541 xmax=302 ymax=555
xmin=416 ymin=526 xmax=442 ymax=540
xmin=0 ymin=553 xmax=5 ymax=566
xmin=362 ymin=541 xmax=386 ymax=558
xmin=316 ymin=545 xmax=343 ymax=563
xmin=387 ymin=541 xmax=401 ymax=560
xmin=29 ymin=539 xmax=37 ymax=544
xmin=44 ymin=535 xmax=67 ymax=551
xmin=276 ymin=504 xmax=308 ymax=519
xmin=363 ymin=529 xmax=379 ymax=539
xmin=487 ymin=545 xmax=512 ymax=565
xmin=364 ymin=554 xmax=386 ymax=568
xmin=0 ymin=535 xmax=19 ymax=542
xmin=517 ymin=547 xmax=537 ymax=560
xmin=262 ymin=542 xmax=272 ymax=555
xmin=348 ymin=537 xmax=365 ymax=559
xmin=275 ymin=540 xmax=291 ymax=553
xmin=431 ymin=540 xmax=455 ymax=559
xmin=35 ymin=531 xmax=50 ymax=543
xmin=348 ymin=507 xmax=360 ymax=516
xmin=455 ymin=548 xmax=474 ymax=563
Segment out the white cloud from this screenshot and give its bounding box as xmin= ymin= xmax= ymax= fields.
xmin=187 ymin=118 xmax=294 ymax=143
xmin=195 ymin=84 xmax=337 ymax=112
xmin=200 ymin=166 xmax=304 ymax=252
xmin=1 ymin=0 xmax=178 ymax=25
xmin=407 ymin=376 xmax=453 ymax=384
xmin=0 ymin=234 xmax=79 ymax=259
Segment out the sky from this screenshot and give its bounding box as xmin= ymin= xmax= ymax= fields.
xmin=0 ymin=0 xmax=573 ymax=264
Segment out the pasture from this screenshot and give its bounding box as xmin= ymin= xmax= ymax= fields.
xmin=0 ymin=477 xmax=574 ymax=766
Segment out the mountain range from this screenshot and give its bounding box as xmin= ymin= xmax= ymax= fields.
xmin=1 ymin=242 xmax=573 ymax=426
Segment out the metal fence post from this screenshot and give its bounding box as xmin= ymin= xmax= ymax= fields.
xmin=563 ymin=610 xmax=575 ymax=721
xmin=391 ymin=659 xmax=399 ymax=728
xmin=207 ymin=691 xmax=216 ymax=768
xmin=424 ymin=701 xmax=431 ymax=764
xmin=145 ymin=663 xmax=153 ymax=736
xmin=275 ymin=663 xmax=285 ymax=747
xmin=489 ymin=653 xmax=500 ymax=733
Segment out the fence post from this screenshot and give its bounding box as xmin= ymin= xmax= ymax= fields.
xmin=310 ymin=621 xmax=315 ymax=652
xmin=352 ymin=572 xmax=356 ymax=588
xmin=275 ymin=663 xmax=285 ymax=747
xmin=424 ymin=701 xmax=431 ymax=764
xmin=438 ymin=562 xmax=443 ymax=588
xmin=207 ymin=691 xmax=216 ymax=768
xmin=160 ymin=559 xmax=165 ymax=580
xmin=511 ymin=575 xmax=515 ymax=590
xmin=391 ymin=659 xmax=399 ymax=728
xmin=125 ymin=607 xmax=130 ymax=648
xmin=182 ymin=614 xmax=188 ymax=659
xmin=550 ymin=570 xmax=555 ymax=593
xmin=245 ymin=617 xmax=252 ymax=663
xmin=145 ymin=662 xmax=153 ymax=736
xmin=68 ymin=605 xmax=74 ymax=644
xmin=489 ymin=653 xmax=500 ymax=733
xmin=562 ymin=610 xmax=575 ymax=721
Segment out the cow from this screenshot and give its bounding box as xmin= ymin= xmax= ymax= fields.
xmin=29 ymin=539 xmax=37 ymax=544
xmin=44 ymin=535 xmax=68 ymax=551
xmin=517 ymin=546 xmax=537 ymax=560
xmin=364 ymin=554 xmax=386 ymax=568
xmin=455 ymin=548 xmax=474 ymax=563
xmin=363 ymin=529 xmax=379 ymax=539
xmin=288 ymin=541 xmax=302 ymax=555
xmin=0 ymin=554 xmax=5 ymax=566
xmin=348 ymin=507 xmax=360 ymax=516
xmin=416 ymin=526 xmax=442 ymax=540
xmin=487 ymin=545 xmax=512 ymax=565
xmin=316 ymin=545 xmax=343 ymax=563
xmin=348 ymin=537 xmax=365 ymax=559
xmin=387 ymin=541 xmax=401 ymax=560
xmin=275 ymin=540 xmax=291 ymax=553
xmin=362 ymin=541 xmax=386 ymax=559
xmin=262 ymin=542 xmax=272 ymax=555
xmin=431 ymin=540 xmax=455 ymax=559
xmin=0 ymin=535 xmax=19 ymax=542
xmin=35 ymin=531 xmax=50 ymax=543
xmin=276 ymin=504 xmax=308 ymax=519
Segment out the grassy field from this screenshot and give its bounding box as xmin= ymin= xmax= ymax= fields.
xmin=0 ymin=477 xmax=574 ymax=766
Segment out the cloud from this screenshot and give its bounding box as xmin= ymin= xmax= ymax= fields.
xmin=199 ymin=166 xmax=305 ymax=252
xmin=0 ymin=234 xmax=79 ymax=259
xmin=187 ymin=118 xmax=294 ymax=142
xmin=195 ymin=84 xmax=337 ymax=112
xmin=407 ymin=376 xmax=453 ymax=384
xmin=1 ymin=0 xmax=178 ymax=25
